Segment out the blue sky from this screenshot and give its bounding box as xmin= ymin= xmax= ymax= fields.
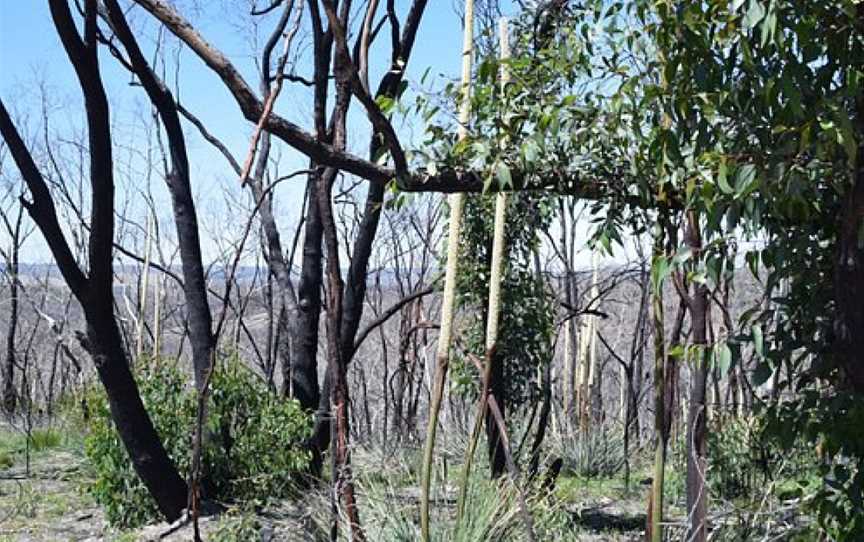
xmin=0 ymin=2 xmax=622 ymax=273
xmin=0 ymin=1 xmax=483 ymax=168
xmin=1 ymin=2 xmax=507 ymax=262
xmin=0 ymin=2 xmax=622 ymax=272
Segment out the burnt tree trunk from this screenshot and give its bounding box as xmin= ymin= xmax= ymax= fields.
xmin=310 ymin=0 xmax=430 ymax=465
xmin=1 ymin=204 xmax=23 ymax=413
xmin=319 ymin=181 xmax=364 ymax=536
xmin=528 ymin=356 xmax=552 ymax=478
xmin=104 ymin=0 xmax=215 ymax=388
xmin=292 ymin=173 xmax=325 ymax=412
xmin=0 ymin=1 xmax=187 ymax=519
xmin=288 ymin=0 xmax=332 ymax=422
xmin=317 ymin=21 xmax=362 ymax=530
xmin=486 ymin=345 xmax=507 ymax=478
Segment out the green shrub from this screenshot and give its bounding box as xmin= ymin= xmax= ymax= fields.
xmin=764 ymin=391 xmax=864 ymax=541
xmin=211 ymin=509 xmax=263 ymax=542
xmin=708 ymin=415 xmax=763 ymax=500
xmin=82 ymin=356 xmax=311 ymax=528
xmin=709 ymin=414 xmax=818 ymax=503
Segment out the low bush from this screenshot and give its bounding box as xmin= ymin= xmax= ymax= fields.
xmin=709 ymin=414 xmax=818 ymax=503
xmin=0 ymin=450 xmax=12 ymax=469
xmin=82 ymin=356 xmax=311 ymax=528
xmin=210 ymin=509 xmax=263 ymax=542
xmin=708 ymin=415 xmax=764 ymax=500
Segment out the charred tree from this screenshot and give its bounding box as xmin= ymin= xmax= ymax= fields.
xmin=0 ymin=201 xmax=24 ymax=413
xmin=308 ymin=0 xmax=430 ymax=469
xmin=0 ymin=0 xmax=186 ymax=520
xmin=102 ymin=0 xmax=215 ymax=389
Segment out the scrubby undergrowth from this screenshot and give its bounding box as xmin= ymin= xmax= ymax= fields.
xmin=78 ymin=356 xmax=311 ymax=528
xmin=1 ymin=410 xmax=821 ymax=541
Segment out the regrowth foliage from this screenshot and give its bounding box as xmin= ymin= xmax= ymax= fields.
xmin=80 ymin=356 xmax=310 ymax=528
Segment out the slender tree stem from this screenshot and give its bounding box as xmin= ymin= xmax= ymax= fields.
xmin=419 ymin=1 xmax=474 ymax=539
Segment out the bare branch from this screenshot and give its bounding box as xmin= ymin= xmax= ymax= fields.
xmin=352 ymin=285 xmax=435 ymax=355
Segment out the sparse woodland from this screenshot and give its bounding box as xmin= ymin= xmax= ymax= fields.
xmin=0 ymin=1 xmax=862 ymax=541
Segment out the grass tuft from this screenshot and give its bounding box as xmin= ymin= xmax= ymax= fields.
xmin=29 ymin=428 xmax=63 ymax=452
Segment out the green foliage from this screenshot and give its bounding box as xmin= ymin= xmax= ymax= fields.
xmin=205 ymin=359 xmax=312 ymax=500
xmin=83 ymin=360 xmax=193 ymax=527
xmin=413 ymin=3 xmax=631 ymax=198
xmin=411 ymin=0 xmax=864 ymax=535
xmin=210 ymin=509 xmax=263 ymax=542
xmin=764 ymin=391 xmax=864 ymax=540
xmin=635 ymin=2 xmax=864 ymax=536
xmin=708 ymin=416 xmax=764 ymax=501
xmin=444 ymin=1 xmax=862 ymax=536
xmin=708 ymin=415 xmax=817 ymax=503
xmin=82 ymin=356 xmax=311 ymax=528
xmin=419 ymin=16 xmax=560 ymax=411
xmin=0 ymin=451 xmax=12 ymax=469
xmin=449 ymin=191 xmax=555 ymax=408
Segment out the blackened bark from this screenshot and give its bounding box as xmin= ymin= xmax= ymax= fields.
xmin=311 ymin=179 xmax=385 ymax=449
xmin=2 ymin=207 xmax=22 ymax=413
xmin=337 ymin=0 xmax=429 ymax=364
xmin=104 ymin=0 xmax=215 ymax=388
xmin=340 ymin=182 xmax=385 ymax=361
xmin=318 ymin=169 xmax=365 ymax=539
xmin=486 ymin=346 xmax=507 ymax=478
xmin=310 ymin=0 xmax=430 ymax=464
xmin=288 ymin=1 xmax=331 ymax=418
xmin=528 ymin=358 xmax=552 ymax=478
xmin=289 ymin=2 xmax=334 ymax=481
xmin=292 ymin=173 xmax=325 ymax=411
xmin=315 ymin=3 xmax=364 ymax=529
xmin=311 ymin=169 xmax=383 ymax=459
